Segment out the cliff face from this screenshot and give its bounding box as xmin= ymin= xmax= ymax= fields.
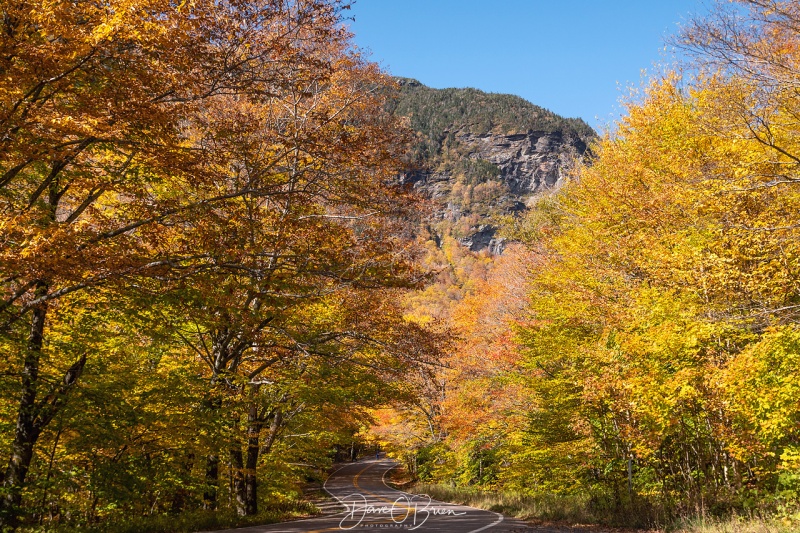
xmin=392 ymin=79 xmax=594 ymax=253
xmin=450 ymin=129 xmax=587 ymax=195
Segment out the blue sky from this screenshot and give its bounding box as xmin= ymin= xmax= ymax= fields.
xmin=347 ymin=1 xmax=706 ymax=132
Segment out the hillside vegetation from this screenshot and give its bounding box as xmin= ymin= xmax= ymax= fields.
xmin=389 ymin=78 xmax=594 ymax=165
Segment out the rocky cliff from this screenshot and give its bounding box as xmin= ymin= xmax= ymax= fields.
xmin=391 ymin=79 xmax=595 ymax=253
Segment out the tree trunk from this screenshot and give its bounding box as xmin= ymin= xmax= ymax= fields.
xmin=243 ymin=395 xmax=261 ymax=516
xmin=202 ymin=393 xmax=223 ymax=510
xmin=230 ymin=447 xmax=247 ymax=516
xmin=244 ymin=439 xmax=258 ymax=516
xmin=260 ymin=408 xmax=282 ymax=457
xmin=0 ymin=282 xmax=48 ymax=529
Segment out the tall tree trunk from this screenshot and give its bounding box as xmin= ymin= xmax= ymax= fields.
xmin=244 ymin=399 xmax=261 ymax=516
xmin=0 ymin=281 xmax=48 ymax=529
xmin=244 ymin=445 xmax=258 ymax=516
xmin=203 ymin=454 xmax=219 ymax=510
xmin=202 ymin=393 xmax=223 ymax=510
xmin=0 ymin=281 xmax=85 ymax=529
xmin=230 ymin=447 xmax=247 ymax=516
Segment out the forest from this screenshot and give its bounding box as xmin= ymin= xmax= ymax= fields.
xmin=1 ymin=0 xmax=800 ymax=532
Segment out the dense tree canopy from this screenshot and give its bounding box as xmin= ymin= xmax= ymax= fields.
xmin=0 ymin=0 xmax=441 ymax=530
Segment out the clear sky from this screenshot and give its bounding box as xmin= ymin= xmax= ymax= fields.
xmin=347 ymin=0 xmax=706 ymax=132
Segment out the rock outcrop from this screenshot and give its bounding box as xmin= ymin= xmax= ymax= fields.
xmin=454 ymin=129 xmax=587 ymax=194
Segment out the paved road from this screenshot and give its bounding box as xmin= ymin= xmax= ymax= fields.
xmin=209 ymin=458 xmax=541 ymax=532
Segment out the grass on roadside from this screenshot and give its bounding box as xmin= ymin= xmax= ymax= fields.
xmin=411 ymin=483 xmax=600 ymax=524
xmin=409 ymin=484 xmax=800 ymax=533
xmin=670 ymin=514 xmax=799 ymax=533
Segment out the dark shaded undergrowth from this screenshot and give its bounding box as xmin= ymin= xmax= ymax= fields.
xmin=16 ymin=500 xmax=318 ymax=533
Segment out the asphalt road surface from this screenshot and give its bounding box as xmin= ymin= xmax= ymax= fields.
xmin=208 ymin=458 xmax=544 ymax=532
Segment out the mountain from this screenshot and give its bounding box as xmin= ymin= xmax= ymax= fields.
xmin=389 ymin=78 xmax=596 ymax=253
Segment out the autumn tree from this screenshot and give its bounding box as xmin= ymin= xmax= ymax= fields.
xmin=680 ymin=0 xmax=800 ymax=224
xmin=149 ymin=45 xmax=437 ymax=514
xmin=0 ymin=0 xmax=433 ymax=527
xmin=507 ymin=67 xmax=800 ymax=520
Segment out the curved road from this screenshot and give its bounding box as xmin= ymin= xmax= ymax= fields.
xmin=210 ymin=458 xmax=541 ymax=532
